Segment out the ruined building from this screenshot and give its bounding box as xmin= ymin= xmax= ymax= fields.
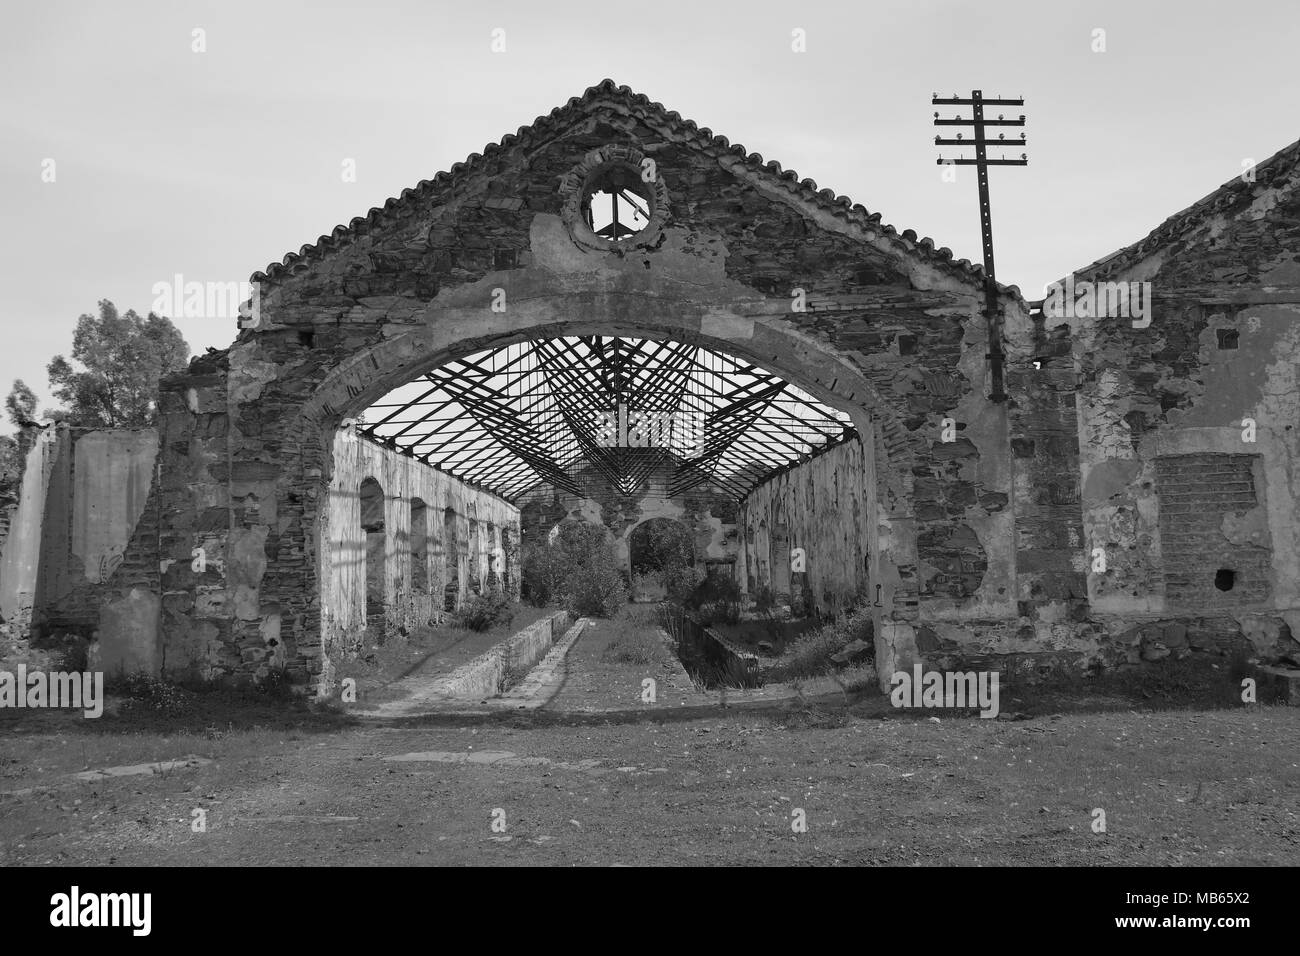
xmin=2 ymin=81 xmax=1298 ymax=693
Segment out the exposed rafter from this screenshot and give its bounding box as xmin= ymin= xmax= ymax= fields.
xmin=358 ymin=336 xmax=854 ymax=502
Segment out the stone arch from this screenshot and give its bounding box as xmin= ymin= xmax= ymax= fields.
xmin=771 ymin=503 xmax=792 ymax=604
xmin=466 ymin=513 xmax=480 ymax=596
xmin=485 ymin=520 xmax=498 ymax=590
xmin=359 ymin=476 xmax=386 ymax=640
xmin=279 ymin=303 xmax=950 ymax=691
xmin=627 ymin=515 xmax=695 ymax=601
xmin=301 ymin=311 xmax=907 ymax=600
xmin=410 ymin=497 xmax=428 ymax=594
xmin=442 ymin=506 xmax=459 ymax=612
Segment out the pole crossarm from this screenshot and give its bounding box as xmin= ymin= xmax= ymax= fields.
xmin=932 ymin=88 xmax=1029 ymax=404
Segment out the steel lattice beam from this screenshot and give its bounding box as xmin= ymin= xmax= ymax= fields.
xmin=356 ymin=336 xmax=852 ymax=502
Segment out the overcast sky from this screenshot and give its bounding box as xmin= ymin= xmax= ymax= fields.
xmin=2 ymin=0 xmax=1297 ymax=416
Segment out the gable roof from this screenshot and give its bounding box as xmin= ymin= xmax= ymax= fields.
xmin=1070 ymin=136 xmax=1300 ymax=282
xmin=253 ymin=79 xmax=1011 ymax=296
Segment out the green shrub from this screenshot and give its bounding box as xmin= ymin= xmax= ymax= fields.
xmin=520 ymin=521 xmax=626 ymax=618
xmin=454 ymin=588 xmax=515 ymax=632
xmin=684 ymin=573 xmax=742 ymax=625
xmin=568 ymin=561 xmax=627 ymax=617
xmin=521 ymin=543 xmax=562 ymax=607
xmin=665 ymin=564 xmax=705 ymax=604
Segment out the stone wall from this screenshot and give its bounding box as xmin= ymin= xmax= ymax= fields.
xmin=738 ymin=437 xmax=872 ymax=617
xmin=1060 ymin=139 xmax=1300 ymax=667
xmin=322 ymin=428 xmax=520 ymax=674
xmin=0 ymin=425 xmax=160 ymax=649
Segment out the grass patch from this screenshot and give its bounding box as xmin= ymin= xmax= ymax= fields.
xmin=763 ymin=607 xmax=873 ymax=684
xmin=599 ymin=627 xmax=661 ymax=666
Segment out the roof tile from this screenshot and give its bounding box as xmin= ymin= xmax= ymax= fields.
xmin=251 ymin=78 xmax=1010 ymax=298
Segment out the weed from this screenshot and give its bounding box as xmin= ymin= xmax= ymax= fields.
xmin=764 ymin=606 xmax=873 ymax=683
xmin=454 ymin=588 xmax=515 ymax=632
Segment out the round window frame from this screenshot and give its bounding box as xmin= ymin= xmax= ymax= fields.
xmin=561 ymin=145 xmax=669 ymax=253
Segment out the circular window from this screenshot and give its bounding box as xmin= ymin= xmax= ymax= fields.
xmin=560 ymin=146 xmax=669 ymax=252
xmin=584 ymin=165 xmax=652 ymax=241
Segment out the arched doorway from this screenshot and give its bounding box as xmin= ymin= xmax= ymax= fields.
xmin=410 ymin=497 xmax=428 ymax=594
xmin=628 ymin=517 xmax=694 ymax=602
xmin=443 ymin=506 xmax=459 ymax=611
xmin=359 ymin=476 xmax=386 ymax=642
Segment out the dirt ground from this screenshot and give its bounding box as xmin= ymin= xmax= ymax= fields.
xmin=2 ymin=615 xmax=1297 ymax=867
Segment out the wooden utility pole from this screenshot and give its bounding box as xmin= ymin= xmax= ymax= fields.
xmin=933 ymin=91 xmax=1027 ymax=403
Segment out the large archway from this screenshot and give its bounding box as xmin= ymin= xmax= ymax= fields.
xmin=269 ymin=305 xmax=920 ymax=693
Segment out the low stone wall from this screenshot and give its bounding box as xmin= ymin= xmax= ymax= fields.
xmin=659 ymin=604 xmax=760 ymax=686
xmin=423 ymin=610 xmax=570 ymax=700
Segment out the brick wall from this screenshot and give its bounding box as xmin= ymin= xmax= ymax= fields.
xmin=1156 ymin=453 xmax=1270 ymax=608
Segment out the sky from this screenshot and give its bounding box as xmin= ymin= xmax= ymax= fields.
xmin=2 ymin=0 xmax=1297 ymax=417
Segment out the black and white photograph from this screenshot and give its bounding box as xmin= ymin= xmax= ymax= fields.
xmin=0 ymin=0 xmax=1294 ymax=925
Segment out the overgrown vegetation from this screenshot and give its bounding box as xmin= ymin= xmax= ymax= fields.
xmin=629 ymin=519 xmax=694 ymax=583
xmin=521 ymin=521 xmax=626 ymax=617
xmin=452 ymin=587 xmax=515 ymax=632
xmin=46 ymin=300 xmax=190 ymax=428
xmin=764 ymin=606 xmax=874 ymax=683
xmin=679 ymin=573 xmax=743 ymax=626
xmin=599 ymin=626 xmax=660 ymax=665
xmin=103 ymin=667 xmax=304 ymax=721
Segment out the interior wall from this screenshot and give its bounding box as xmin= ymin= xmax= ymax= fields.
xmin=738 ymin=437 xmax=873 ymax=618
xmin=322 ymin=429 xmax=520 ymax=664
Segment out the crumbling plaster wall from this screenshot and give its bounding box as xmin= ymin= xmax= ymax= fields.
xmin=738 ymin=437 xmax=873 ymax=617
xmin=323 ymin=428 xmax=519 ymax=665
xmin=1065 ymin=154 xmax=1300 ymax=666
xmin=0 ymin=428 xmax=62 ymax=630
xmin=0 ymin=425 xmax=160 ymax=640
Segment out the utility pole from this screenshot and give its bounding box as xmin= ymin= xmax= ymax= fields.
xmin=933 ymin=91 xmax=1027 ymax=403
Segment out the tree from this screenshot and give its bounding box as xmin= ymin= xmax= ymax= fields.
xmin=46 ymin=300 xmax=190 ymax=428
xmin=4 ymin=379 xmax=40 ymax=480
xmin=0 ymin=434 xmax=20 ymax=497
xmin=5 ymin=379 xmax=36 ymax=428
